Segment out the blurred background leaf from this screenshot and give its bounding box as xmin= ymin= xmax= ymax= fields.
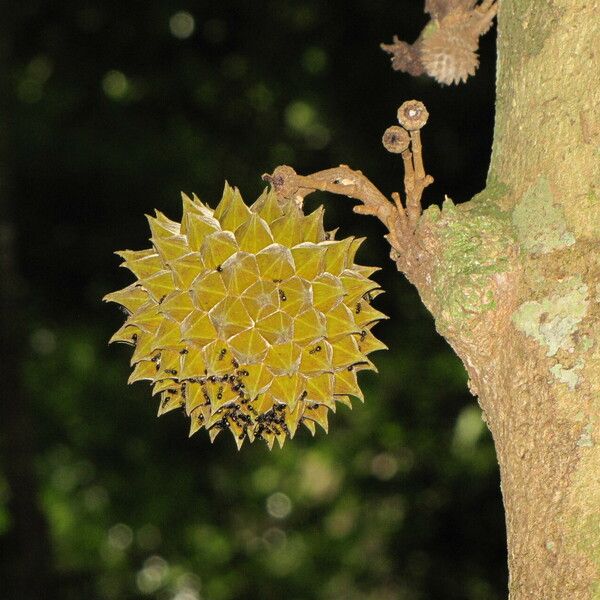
xmin=0 ymin=1 xmax=506 ymax=599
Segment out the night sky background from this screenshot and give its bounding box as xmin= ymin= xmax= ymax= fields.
xmin=1 ymin=1 xmax=506 ymax=599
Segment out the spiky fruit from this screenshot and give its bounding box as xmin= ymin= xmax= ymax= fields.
xmin=104 ymin=185 xmax=387 ymax=449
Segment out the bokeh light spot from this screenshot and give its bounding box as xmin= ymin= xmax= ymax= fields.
xmin=174 ymin=573 xmax=202 ymax=598
xmin=107 ymin=523 xmax=133 ymax=550
xmin=135 ymin=555 xmax=169 ymax=594
xmin=17 ymin=55 xmax=53 ymax=103
xmin=169 ymin=11 xmax=195 ymax=40
xmin=102 ymin=70 xmax=129 ymax=100
xmin=266 ymin=492 xmax=292 ymax=519
xmin=171 ymin=590 xmax=200 ymax=600
xmin=285 ymin=101 xmax=316 ymax=132
xmin=453 ymin=405 xmax=485 ymax=451
xmin=299 ymin=452 xmax=341 ymax=501
xmin=370 ymin=452 xmax=399 ymax=480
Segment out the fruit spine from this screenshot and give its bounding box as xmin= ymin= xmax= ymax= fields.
xmin=104 ymin=185 xmax=387 ymax=449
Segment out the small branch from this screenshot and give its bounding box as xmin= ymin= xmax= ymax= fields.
xmin=391 ymin=191 xmax=408 ymax=232
xmin=263 ymin=164 xmax=396 ymax=227
xmin=395 ymin=101 xmax=434 ymax=230
xmin=409 ymin=130 xmax=425 ymax=180
xmin=263 ymin=100 xmax=434 ymax=263
xmin=387 ymin=192 xmax=408 ymax=252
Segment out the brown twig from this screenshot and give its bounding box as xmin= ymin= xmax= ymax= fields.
xmin=387 ymin=192 xmax=408 ymax=252
xmin=396 ymin=101 xmax=434 ymax=230
xmin=263 ymin=100 xmax=434 ymax=258
xmin=263 ymin=164 xmax=396 ymax=227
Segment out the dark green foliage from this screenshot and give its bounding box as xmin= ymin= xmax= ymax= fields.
xmin=0 ymin=1 xmax=505 ymax=598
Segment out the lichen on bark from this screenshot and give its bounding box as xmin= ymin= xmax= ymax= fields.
xmin=511 ymin=276 xmax=589 ymax=357
xmin=512 ymin=177 xmax=576 ymax=255
xmin=428 ymin=194 xmax=516 ymax=332
xmin=550 ymin=361 xmax=583 ymax=391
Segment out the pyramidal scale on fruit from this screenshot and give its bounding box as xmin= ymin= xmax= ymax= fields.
xmin=104 ymin=184 xmax=388 ymax=449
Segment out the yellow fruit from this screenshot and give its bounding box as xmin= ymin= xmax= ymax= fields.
xmin=104 ymin=185 xmax=387 ymax=449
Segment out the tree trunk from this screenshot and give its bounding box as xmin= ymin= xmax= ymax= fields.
xmin=406 ymin=1 xmax=600 ymax=597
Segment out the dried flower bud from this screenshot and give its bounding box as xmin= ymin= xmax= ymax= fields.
xmin=397 ymin=100 xmax=429 ymax=131
xmin=262 ymin=165 xmax=298 ymax=201
xmin=380 ymin=37 xmax=425 ymax=76
xmin=421 ymin=27 xmax=479 ymax=85
xmin=382 ymin=126 xmax=410 ymax=154
xmin=382 ymin=1 xmax=497 ymax=86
